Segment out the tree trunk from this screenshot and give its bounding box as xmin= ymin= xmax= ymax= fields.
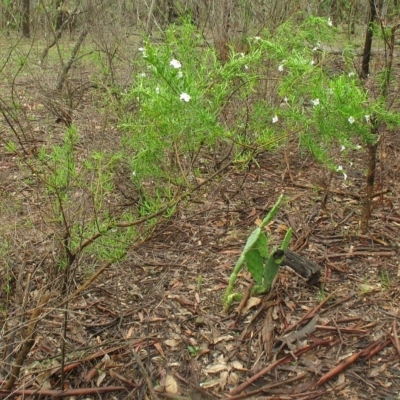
xmin=360 ymin=0 xmax=377 ymax=79
xmin=55 ymin=0 xmax=65 ymax=30
xmin=21 ymin=0 xmax=30 ymax=38
xmin=358 ymin=0 xmax=379 ymax=233
xmin=360 ymin=142 xmax=379 ymax=233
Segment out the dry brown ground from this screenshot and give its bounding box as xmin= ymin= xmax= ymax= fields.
xmin=1 ymin=44 xmax=400 ymax=400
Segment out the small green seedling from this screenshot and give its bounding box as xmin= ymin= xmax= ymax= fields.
xmin=188 ymin=345 xmax=202 ymax=357
xmin=223 ymin=194 xmax=292 ymax=311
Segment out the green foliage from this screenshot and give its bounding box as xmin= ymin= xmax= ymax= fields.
xmin=259 ymin=17 xmax=400 ymax=176
xmin=34 ymin=125 xmax=137 ymax=270
xmin=119 ymin=20 xmax=283 ymax=209
xmin=379 ymin=269 xmax=392 ymax=290
xmin=223 ymin=195 xmax=293 ymax=311
xmin=188 ymin=345 xmax=202 ymax=357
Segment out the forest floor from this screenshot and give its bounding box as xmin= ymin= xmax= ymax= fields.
xmin=1 ymin=36 xmax=400 ymax=400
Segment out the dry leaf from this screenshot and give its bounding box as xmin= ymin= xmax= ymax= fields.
xmin=165 ymin=374 xmax=178 ymax=393
xmin=228 ymin=372 xmax=240 ymax=385
xmin=204 ymin=363 xmax=228 ymax=374
xmin=126 ymin=326 xmax=134 ymax=339
xmin=153 ymin=342 xmax=165 ymax=357
xmin=213 ymin=335 xmax=234 ymax=344
xmin=201 ymin=379 xmax=220 ymax=388
xmin=231 ymin=360 xmax=246 ymax=371
xmin=96 ymin=371 xmax=106 ymax=386
xmin=165 ymin=339 xmax=181 ymax=348
xmin=242 ymin=297 xmax=261 ymax=313
xmin=248 ymin=208 xmax=257 ymax=217
xmin=337 ymin=373 xmax=346 ymax=385
xmin=219 ymin=371 xmax=229 ymax=390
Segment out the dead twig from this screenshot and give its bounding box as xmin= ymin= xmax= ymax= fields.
xmin=4 ymin=293 xmax=51 ymax=390
xmin=315 ymin=338 xmax=391 ymax=388
xmin=390 ymin=321 xmax=400 ymax=359
xmin=129 ymin=346 xmax=160 ymax=400
xmin=0 ymin=386 xmax=125 ymax=398
xmin=228 ymin=339 xmax=333 ymax=396
xmin=283 ymin=291 xmax=337 ymax=335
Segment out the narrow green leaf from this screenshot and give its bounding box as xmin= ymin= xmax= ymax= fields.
xmin=259 ymin=194 xmax=284 ymax=229
xmin=280 ymin=228 xmax=293 ymax=250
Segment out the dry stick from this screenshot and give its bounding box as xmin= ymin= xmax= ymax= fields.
xmin=0 ymin=386 xmax=125 ymax=398
xmin=226 ymin=371 xmax=309 ymax=400
xmin=0 ymin=160 xmax=236 ymax=344
xmin=283 ymin=290 xmax=337 ymax=334
xmin=4 ymin=293 xmax=51 ymax=390
xmin=74 ymin=157 xmax=234 ymax=257
xmin=322 ymin=293 xmax=355 ymax=313
xmin=314 ymin=350 xmax=363 ymax=388
xmin=228 ymin=341 xmax=331 ymax=396
xmin=362 ymin=338 xmax=391 ymax=360
xmin=129 ymin=346 xmax=160 ymax=400
xmin=56 ymin=28 xmax=88 ymax=91
xmin=315 ymin=338 xmax=389 ymax=388
xmin=391 ymin=321 xmax=400 ymax=359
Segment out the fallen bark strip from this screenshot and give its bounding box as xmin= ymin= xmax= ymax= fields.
xmin=315 ymin=325 xmax=366 ymax=334
xmin=0 ymin=386 xmax=125 ymax=398
xmin=282 ymin=249 xmax=321 ymax=285
xmin=327 ymin=250 xmax=396 ymax=259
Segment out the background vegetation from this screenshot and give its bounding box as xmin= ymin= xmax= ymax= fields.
xmin=0 ymin=0 xmax=399 ymax=396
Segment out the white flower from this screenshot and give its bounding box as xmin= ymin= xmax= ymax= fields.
xmin=254 ymin=36 xmax=261 ymax=41
xmin=312 ymin=42 xmax=321 ymax=51
xmin=272 ymin=115 xmax=279 ymax=124
xmin=278 ymin=64 xmax=284 ymax=72
xmin=283 ymin=96 xmax=289 ymax=103
xmin=244 ymin=65 xmax=249 ymax=70
xmin=356 ymin=145 xmax=362 ymax=150
xmin=328 ymin=18 xmax=333 ymax=27
xmin=311 ymin=60 xmax=315 ymax=66
xmin=340 ymin=145 xmax=345 ymax=152
xmin=177 ymin=70 xmax=183 ymax=78
xmin=179 ymin=92 xmax=191 ymax=102
xmin=348 ymin=116 xmax=355 ymax=124
xmin=365 ymin=115 xmax=371 ymax=123
xmin=170 ymin=59 xmax=182 ymax=69
xmin=155 ymin=86 xmax=160 ymax=94
xmin=139 ymin=72 xmax=146 ymax=77
xmin=132 ymin=171 xmax=136 ymax=177
xmin=311 ymin=98 xmax=320 ymax=106
xmin=348 ymin=72 xmax=355 ymax=77
xmin=337 ymin=165 xmax=343 ymax=171
xmin=138 ymin=47 xmax=147 ymax=57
